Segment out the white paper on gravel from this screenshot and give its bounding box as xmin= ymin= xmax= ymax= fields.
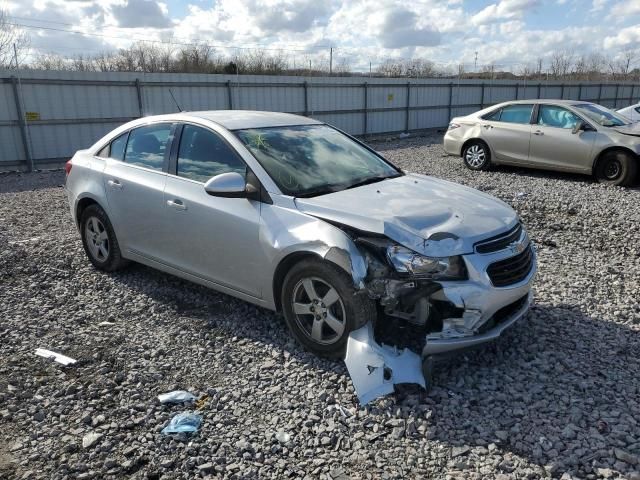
xmin=344 ymin=322 xmax=426 ymax=405
xmin=34 ymin=348 xmax=77 ymax=366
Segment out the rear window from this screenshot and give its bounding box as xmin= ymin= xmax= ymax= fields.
xmin=124 ymin=124 xmax=172 ymax=171
xmin=499 ymin=104 xmax=534 ymax=124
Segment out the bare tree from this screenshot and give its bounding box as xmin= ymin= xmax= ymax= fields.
xmin=549 ymin=50 xmax=573 ymax=79
xmin=0 ymin=9 xmax=29 ymax=68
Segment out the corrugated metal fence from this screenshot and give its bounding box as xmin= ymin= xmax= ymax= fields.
xmin=1 ymin=70 xmax=639 ymax=171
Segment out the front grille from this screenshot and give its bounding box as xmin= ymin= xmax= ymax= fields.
xmin=487 ymin=244 xmax=534 ymax=287
xmin=475 ymin=223 xmax=523 ymax=254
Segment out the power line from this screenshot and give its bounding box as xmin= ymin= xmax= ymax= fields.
xmin=8 ymin=20 xmax=332 ymax=53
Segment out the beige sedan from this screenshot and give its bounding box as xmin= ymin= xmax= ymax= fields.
xmin=444 ymin=100 xmax=640 ymax=186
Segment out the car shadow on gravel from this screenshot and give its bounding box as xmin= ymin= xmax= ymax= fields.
xmin=426 ymin=302 xmax=640 ymax=477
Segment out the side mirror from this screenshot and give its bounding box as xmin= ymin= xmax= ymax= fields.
xmin=572 ymin=121 xmax=585 ymax=134
xmin=204 ymin=172 xmax=249 ymax=198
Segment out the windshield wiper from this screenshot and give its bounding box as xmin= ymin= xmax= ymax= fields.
xmin=344 ymin=173 xmax=401 ymax=190
xmin=295 ymin=185 xmax=342 ymax=198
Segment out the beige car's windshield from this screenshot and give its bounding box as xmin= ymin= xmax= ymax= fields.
xmin=574 ymin=103 xmax=630 ymax=127
xmin=235 ymin=124 xmax=400 ymax=197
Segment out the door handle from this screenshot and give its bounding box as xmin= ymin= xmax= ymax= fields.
xmin=533 ymin=130 xmax=544 ymax=136
xmin=107 ymin=179 xmax=123 ymax=189
xmin=167 ymin=199 xmax=187 ymax=211
xmin=483 ymin=124 xmax=493 ymax=129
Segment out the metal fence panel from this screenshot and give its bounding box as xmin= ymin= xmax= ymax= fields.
xmin=0 ymin=70 xmax=638 ymax=171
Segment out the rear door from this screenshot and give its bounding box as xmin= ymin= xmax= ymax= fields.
xmin=481 ymin=104 xmax=534 ymax=164
xmin=103 ymin=122 xmax=175 ymax=260
xmin=528 ymin=104 xmax=595 ymax=172
xmin=161 ymin=123 xmax=264 ymax=297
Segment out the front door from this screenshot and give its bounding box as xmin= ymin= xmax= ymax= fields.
xmin=528 ymin=104 xmax=596 ymax=172
xmin=162 ymin=123 xmax=264 ymax=297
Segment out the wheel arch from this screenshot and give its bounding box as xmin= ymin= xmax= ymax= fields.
xmin=592 ymin=146 xmax=639 ymax=174
xmin=75 ymin=195 xmax=106 ymax=226
xmin=272 ymin=251 xmax=324 ymax=312
xmin=461 ymin=138 xmax=492 ymax=158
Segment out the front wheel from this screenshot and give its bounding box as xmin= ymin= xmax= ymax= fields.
xmin=462 ymin=141 xmax=491 ymax=171
xmin=281 ymin=259 xmax=376 ymax=358
xmin=595 ymin=150 xmax=638 ymax=186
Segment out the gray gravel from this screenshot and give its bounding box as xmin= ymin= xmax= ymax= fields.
xmin=1 ymin=134 xmax=639 ymax=479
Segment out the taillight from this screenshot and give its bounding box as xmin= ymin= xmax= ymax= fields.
xmin=65 ymin=160 xmax=72 ymax=175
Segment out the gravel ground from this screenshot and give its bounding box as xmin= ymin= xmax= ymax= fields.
xmin=1 ymin=135 xmax=639 ymax=480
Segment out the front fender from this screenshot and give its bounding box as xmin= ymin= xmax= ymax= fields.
xmin=259 ymin=202 xmax=369 ymax=309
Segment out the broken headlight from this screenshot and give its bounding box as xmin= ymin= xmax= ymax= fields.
xmin=386 ymin=244 xmax=467 ymax=280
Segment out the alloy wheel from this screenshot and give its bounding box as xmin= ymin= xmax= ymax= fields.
xmin=465 ymin=145 xmax=486 ymax=168
xmin=291 ymin=277 xmax=346 ymax=345
xmin=84 ymin=216 xmax=109 ymax=262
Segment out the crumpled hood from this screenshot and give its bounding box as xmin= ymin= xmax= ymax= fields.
xmin=295 ymin=173 xmax=518 ymax=256
xmin=612 ymin=122 xmax=640 ymax=137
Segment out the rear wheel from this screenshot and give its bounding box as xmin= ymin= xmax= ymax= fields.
xmin=80 ymin=204 xmax=128 ymax=272
xmin=595 ymin=150 xmax=638 ymax=186
xmin=281 ymin=259 xmax=376 ymax=358
xmin=462 ymin=141 xmax=491 ymax=170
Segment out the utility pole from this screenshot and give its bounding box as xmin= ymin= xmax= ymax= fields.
xmin=369 ymin=61 xmax=372 ymax=78
xmin=329 ymin=47 xmax=333 ymax=75
xmin=474 ymin=51 xmax=478 ymax=72
xmin=309 ymin=59 xmax=312 ymax=75
xmin=13 ymin=43 xmax=19 ymax=70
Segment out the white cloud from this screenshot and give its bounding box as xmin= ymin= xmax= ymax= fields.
xmin=604 ymin=24 xmax=640 ymax=48
xmin=6 ymin=0 xmax=640 ymax=72
xmin=471 ymin=0 xmax=540 ymax=25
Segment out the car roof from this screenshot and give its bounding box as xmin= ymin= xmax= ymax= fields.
xmin=180 ymin=110 xmax=322 ymax=130
xmin=497 ymin=99 xmax=591 ymax=106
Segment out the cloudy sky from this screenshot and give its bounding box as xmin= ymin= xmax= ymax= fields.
xmin=4 ymin=0 xmax=640 ymax=72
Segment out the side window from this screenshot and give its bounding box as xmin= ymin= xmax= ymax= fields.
xmin=96 ymin=132 xmax=127 ymax=160
xmin=537 ymin=105 xmax=581 ymax=129
xmin=499 ymin=104 xmax=533 ymax=124
xmin=483 ymin=109 xmax=502 ymax=121
xmin=634 ymin=107 xmax=640 ymax=114
xmin=177 ymin=125 xmax=246 ymax=182
xmin=109 ymin=133 xmax=128 ymax=161
xmin=124 ymin=124 xmax=172 ymax=171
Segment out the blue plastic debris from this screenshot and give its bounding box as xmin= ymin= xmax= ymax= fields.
xmin=161 ymin=412 xmax=202 ymax=435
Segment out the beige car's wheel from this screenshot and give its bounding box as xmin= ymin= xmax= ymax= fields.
xmin=595 ymin=150 xmax=638 ymax=187
xmin=462 ymin=141 xmax=491 ymax=171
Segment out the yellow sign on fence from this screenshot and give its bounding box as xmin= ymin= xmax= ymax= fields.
xmin=25 ymin=112 xmax=40 ymax=121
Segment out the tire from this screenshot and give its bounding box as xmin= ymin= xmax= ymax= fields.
xmin=462 ymin=141 xmax=491 ymax=171
xmin=281 ymin=259 xmax=376 ymax=358
xmin=595 ymin=150 xmax=638 ymax=186
xmin=80 ymin=204 xmax=129 ymax=272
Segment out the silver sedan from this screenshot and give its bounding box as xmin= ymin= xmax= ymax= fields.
xmin=65 ymin=111 xmax=536 ymax=364
xmin=444 ymin=100 xmax=640 ymax=186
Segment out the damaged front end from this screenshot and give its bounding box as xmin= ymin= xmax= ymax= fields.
xmin=339 ymin=222 xmax=537 ymax=405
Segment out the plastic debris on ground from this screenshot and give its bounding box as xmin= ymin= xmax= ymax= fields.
xmin=158 ymin=390 xmax=196 ymax=404
xmin=161 ymin=412 xmax=202 ymax=435
xmin=275 ymin=431 xmax=291 ymax=444
xmin=344 ymin=322 xmax=426 ymax=406
xmin=34 ymin=348 xmax=77 ymax=366
xmin=399 ymin=132 xmax=410 ymax=139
